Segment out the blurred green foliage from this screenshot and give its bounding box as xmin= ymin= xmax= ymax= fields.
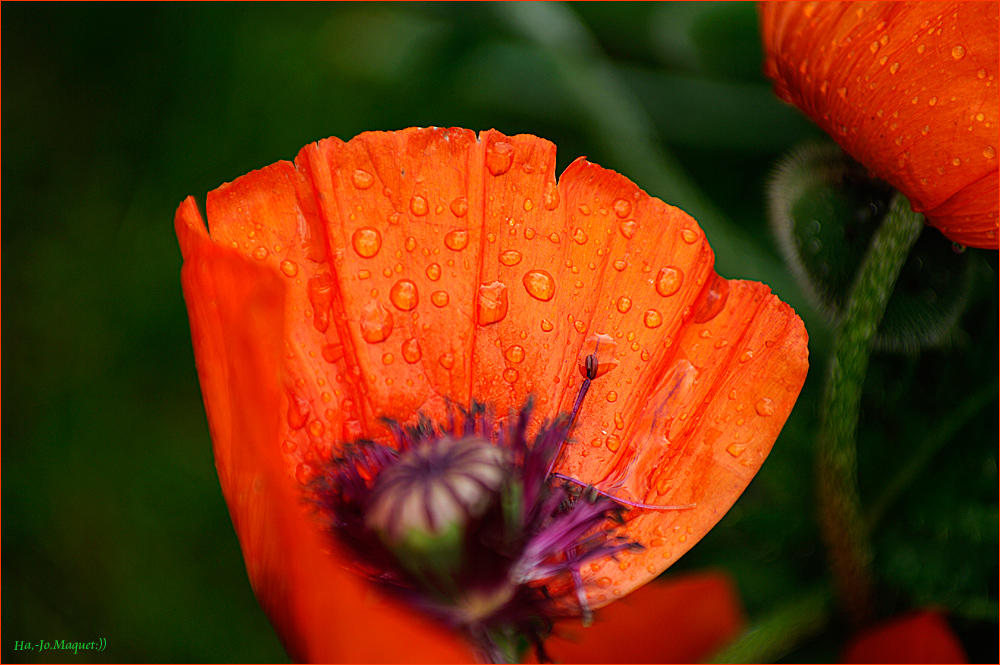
xmin=4 ymin=3 xmax=996 ymax=662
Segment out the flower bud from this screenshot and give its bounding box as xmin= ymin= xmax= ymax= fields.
xmin=365 ymin=437 xmax=509 ymax=585
xmin=769 ymin=142 xmax=977 ymax=352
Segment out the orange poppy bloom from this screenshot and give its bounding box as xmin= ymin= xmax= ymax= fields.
xmin=176 ymin=127 xmax=808 ymax=661
xmin=760 ymin=2 xmax=999 ymax=250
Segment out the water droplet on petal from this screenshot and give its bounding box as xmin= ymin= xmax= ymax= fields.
xmin=477 ymin=281 xmax=509 ymax=325
xmin=613 ymin=198 xmax=632 ymax=218
xmin=450 ymin=197 xmax=469 ymax=217
xmin=524 ymin=227 xmax=536 ymax=240
xmin=605 ymin=434 xmax=620 ymax=451
xmin=572 ymin=228 xmax=588 ymax=244
xmin=739 ymin=350 xmax=754 ymax=363
xmin=535 ymin=183 xmax=557 ymax=213
xmin=308 ymin=274 xmax=334 ymax=333
xmin=426 ymin=263 xmax=441 ymax=281
xmin=410 ymin=194 xmax=429 ymax=216
xmin=726 ymin=442 xmax=748 ymax=458
xmin=486 ymin=141 xmax=514 ymax=176
xmin=619 ymin=220 xmax=637 ymax=239
xmin=985 ymin=146 xmax=997 ymax=159
xmin=693 ymin=274 xmax=730 ymax=323
xmin=381 ymin=353 xmax=394 ymax=365
xmin=295 ymin=462 xmax=315 ymax=484
xmin=643 ymin=309 xmax=663 ymax=328
xmin=503 ymin=367 xmax=519 ymax=383
xmin=499 ymin=250 xmax=522 ymax=266
xmin=613 ymin=259 xmax=627 ymax=271
xmin=352 ymin=169 xmax=374 ymax=189
xmin=287 ymin=392 xmax=309 ymax=430
xmin=438 ymin=352 xmax=455 ymax=369
xmin=280 ymin=260 xmax=298 ymax=277
xmin=523 ymin=270 xmax=555 ymax=301
xmin=360 ymin=300 xmax=393 ymax=343
xmin=655 ymin=266 xmax=684 ymax=296
xmin=389 ymin=279 xmax=419 ymax=311
xmin=252 ymin=246 xmax=269 ymax=260
xmin=505 ymin=345 xmax=525 ymax=363
xmin=951 ymin=44 xmax=966 ymax=59
xmin=616 ymin=296 xmax=632 ymax=313
xmin=755 ymin=397 xmax=776 ymax=417
xmin=322 ymin=343 xmax=344 ymax=363
xmin=890 ymin=61 xmax=900 ymax=74
xmin=431 ymin=291 xmax=450 ymax=307
xmin=606 ymin=391 xmax=618 ymax=403
xmin=681 ymin=229 xmax=698 ymax=244
xmin=352 ymin=227 xmax=382 ymax=258
xmin=596 ymin=576 xmax=613 ymax=589
xmin=400 ymin=338 xmax=422 ymax=364
xmin=540 ymin=318 xmax=554 ymax=332
xmin=444 ymin=229 xmax=469 ymax=251
xmin=523 ymin=199 xmax=534 ymax=212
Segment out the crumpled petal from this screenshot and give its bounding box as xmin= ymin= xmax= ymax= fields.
xmin=760 ymin=1 xmax=999 ymax=249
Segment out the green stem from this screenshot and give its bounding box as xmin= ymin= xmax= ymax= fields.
xmin=706 ymin=586 xmax=833 ymax=664
xmin=817 ymin=194 xmax=924 ymax=625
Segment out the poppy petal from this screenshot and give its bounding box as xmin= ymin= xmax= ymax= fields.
xmin=559 ymin=276 xmax=807 ymax=607
xmin=842 ymin=610 xmax=967 ymax=663
xmin=295 ymin=128 xmax=483 ymax=432
xmin=760 ymin=1 xmax=999 ymax=249
xmin=201 ymin=161 xmax=357 ymax=484
xmin=544 ymin=572 xmax=745 ymax=664
xmin=176 ymin=199 xmax=473 ymax=662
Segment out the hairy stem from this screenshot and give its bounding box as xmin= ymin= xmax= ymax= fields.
xmin=816 ymin=194 xmax=924 ymax=625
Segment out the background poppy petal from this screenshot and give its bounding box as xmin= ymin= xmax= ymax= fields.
xmin=544 ymin=572 xmax=745 ymax=663
xmin=842 ymin=610 xmax=967 ymax=663
xmin=176 ymin=200 xmax=474 ymax=662
xmin=760 ymin=1 xmax=999 ymax=249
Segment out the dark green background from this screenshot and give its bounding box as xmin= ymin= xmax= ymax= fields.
xmin=4 ymin=3 xmax=996 ymax=662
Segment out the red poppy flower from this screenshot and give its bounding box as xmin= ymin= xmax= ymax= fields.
xmin=842 ymin=610 xmax=968 ymax=663
xmin=760 ymin=2 xmax=999 ymax=249
xmin=176 ymin=127 xmax=808 ymax=661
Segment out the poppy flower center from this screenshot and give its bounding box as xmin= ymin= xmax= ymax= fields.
xmin=366 ymin=436 xmax=508 ymax=544
xmin=313 ymin=373 xmax=642 ymax=661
